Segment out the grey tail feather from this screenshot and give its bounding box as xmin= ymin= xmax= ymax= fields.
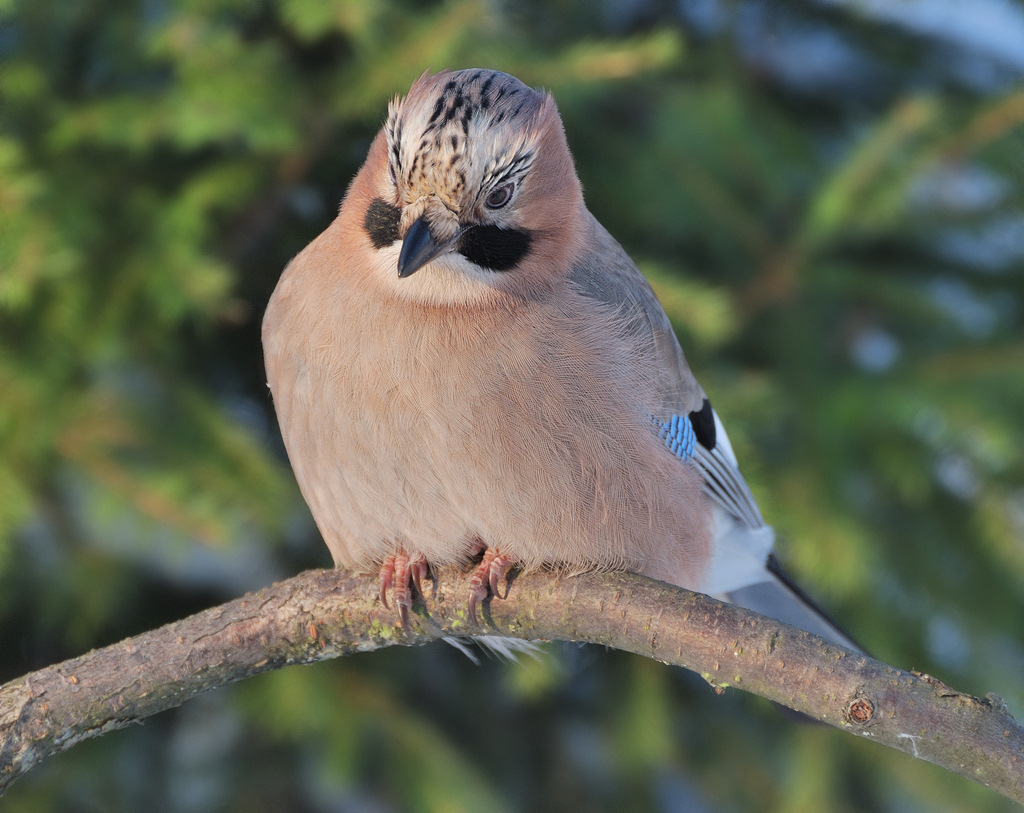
xmin=443 ymin=635 xmax=545 ymax=663
xmin=723 ymin=554 xmax=865 ymax=655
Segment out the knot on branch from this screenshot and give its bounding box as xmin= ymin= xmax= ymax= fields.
xmin=845 ymin=696 xmax=875 ymax=726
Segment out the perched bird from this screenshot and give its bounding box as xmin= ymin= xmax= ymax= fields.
xmin=263 ymin=68 xmax=858 ymax=650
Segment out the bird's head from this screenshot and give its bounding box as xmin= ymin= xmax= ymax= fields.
xmin=349 ymin=69 xmax=586 ymax=306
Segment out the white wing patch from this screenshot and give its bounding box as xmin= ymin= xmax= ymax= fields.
xmin=690 ymin=409 xmax=765 ymax=529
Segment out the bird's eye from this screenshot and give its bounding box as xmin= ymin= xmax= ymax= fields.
xmin=485 ymin=182 xmax=514 ymax=209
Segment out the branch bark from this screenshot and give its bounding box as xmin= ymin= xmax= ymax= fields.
xmin=1 ymin=567 xmax=1021 ymax=802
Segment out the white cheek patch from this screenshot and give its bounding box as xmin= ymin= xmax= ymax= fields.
xmin=368 ymin=243 xmax=510 ymax=307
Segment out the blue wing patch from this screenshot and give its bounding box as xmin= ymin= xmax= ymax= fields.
xmin=653 ymin=414 xmax=696 ymax=461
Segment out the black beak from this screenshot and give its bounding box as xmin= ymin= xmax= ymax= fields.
xmin=398 ymin=216 xmax=452 ymax=278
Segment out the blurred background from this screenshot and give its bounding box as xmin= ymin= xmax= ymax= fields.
xmin=3 ymin=0 xmax=1024 ymax=810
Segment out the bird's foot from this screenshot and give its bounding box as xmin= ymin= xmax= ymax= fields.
xmin=468 ymin=547 xmax=512 ymax=625
xmin=379 ymin=551 xmax=430 ymax=629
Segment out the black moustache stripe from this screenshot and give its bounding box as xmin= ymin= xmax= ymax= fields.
xmin=364 ymin=198 xmax=401 ymax=248
xmin=458 ymin=225 xmax=531 ymax=271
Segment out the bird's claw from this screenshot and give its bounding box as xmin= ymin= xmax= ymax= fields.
xmin=379 ymin=551 xmax=430 ymax=629
xmin=379 ymin=547 xmax=512 ymax=628
xmin=468 ymin=548 xmax=512 ymax=625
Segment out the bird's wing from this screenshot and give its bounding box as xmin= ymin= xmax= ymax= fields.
xmin=569 ymin=218 xmax=764 ymax=532
xmin=570 ymin=218 xmax=861 ymax=652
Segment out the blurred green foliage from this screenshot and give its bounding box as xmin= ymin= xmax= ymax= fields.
xmin=2 ymin=0 xmax=1023 ymax=810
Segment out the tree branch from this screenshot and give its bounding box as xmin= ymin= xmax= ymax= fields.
xmin=1 ymin=568 xmax=1021 ymax=802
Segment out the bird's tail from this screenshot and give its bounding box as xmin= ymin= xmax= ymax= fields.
xmin=721 ymin=553 xmax=863 ymax=654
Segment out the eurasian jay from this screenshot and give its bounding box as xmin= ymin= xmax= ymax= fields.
xmin=262 ymin=68 xmax=858 ymax=650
